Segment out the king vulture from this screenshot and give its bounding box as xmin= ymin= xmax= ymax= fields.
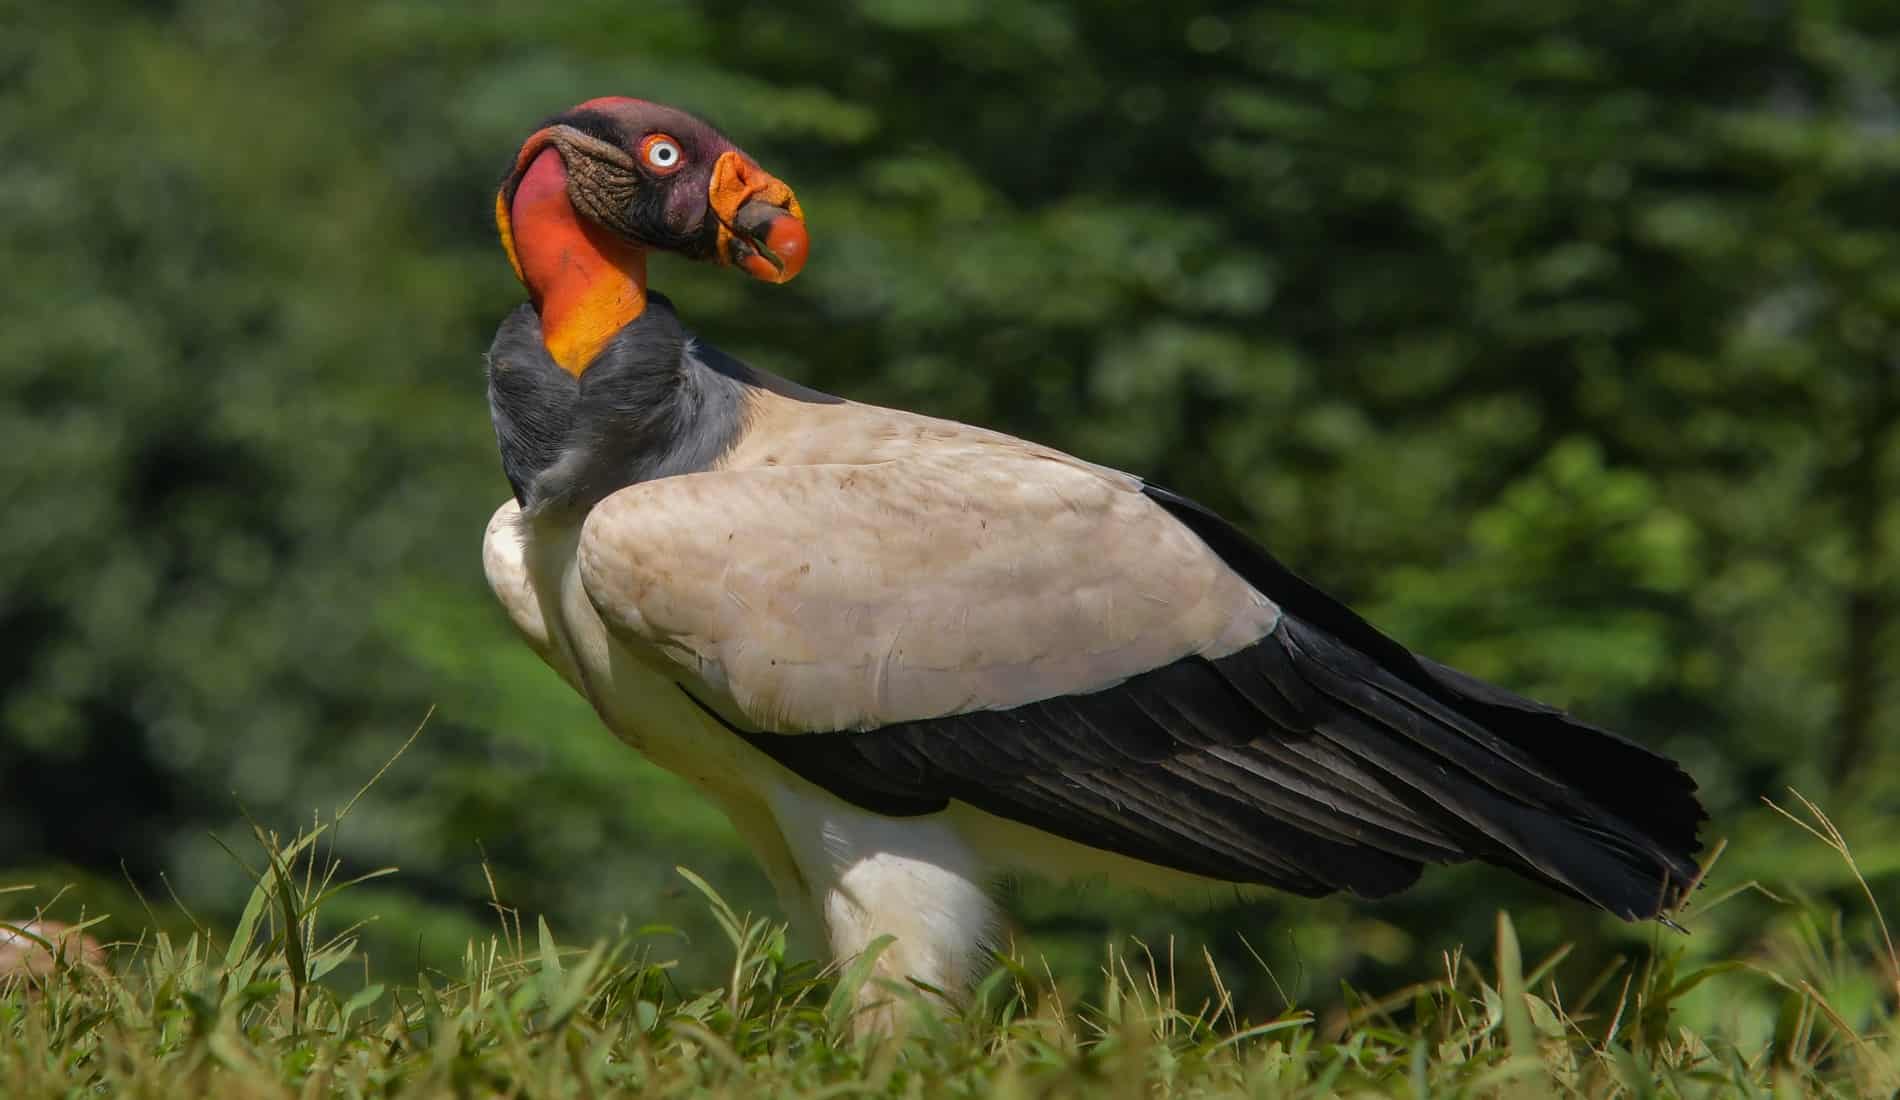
xmin=482 ymin=97 xmax=1705 ymax=1021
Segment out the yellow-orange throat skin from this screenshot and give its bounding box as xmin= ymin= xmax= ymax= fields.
xmin=498 ymin=143 xmax=647 ymax=376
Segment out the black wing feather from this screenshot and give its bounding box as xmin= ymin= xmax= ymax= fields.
xmin=711 ymin=484 xmax=1705 ymax=920
xmin=1148 ymin=484 xmax=1705 ymax=871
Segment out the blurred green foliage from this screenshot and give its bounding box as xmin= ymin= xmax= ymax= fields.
xmin=3 ymin=0 xmax=1896 ymax=1037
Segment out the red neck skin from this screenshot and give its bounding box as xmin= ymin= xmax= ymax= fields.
xmin=507 ymin=147 xmax=648 ymax=376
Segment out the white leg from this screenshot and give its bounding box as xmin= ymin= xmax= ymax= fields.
xmin=707 ymin=789 xmax=825 ymax=950
xmin=765 ymin=782 xmax=999 ymax=1030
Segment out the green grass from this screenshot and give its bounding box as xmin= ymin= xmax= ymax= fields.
xmin=3 ymin=798 xmax=1896 ymax=1098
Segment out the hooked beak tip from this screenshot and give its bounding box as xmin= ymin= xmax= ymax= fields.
xmin=709 ymin=150 xmax=806 ymax=284
xmin=734 ymin=206 xmax=808 ymax=283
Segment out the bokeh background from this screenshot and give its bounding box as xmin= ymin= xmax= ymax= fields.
xmin=5 ymin=0 xmax=1897 ymax=1039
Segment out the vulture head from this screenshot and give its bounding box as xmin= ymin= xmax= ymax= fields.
xmin=496 ymin=97 xmax=807 ymax=373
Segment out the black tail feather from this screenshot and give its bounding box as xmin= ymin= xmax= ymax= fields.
xmin=1149 ymin=483 xmax=1706 ymax=920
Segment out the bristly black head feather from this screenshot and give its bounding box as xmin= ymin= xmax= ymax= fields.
xmin=501 ymin=100 xmax=740 ymax=260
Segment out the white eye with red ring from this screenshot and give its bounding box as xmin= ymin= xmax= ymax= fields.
xmin=641 ymin=134 xmax=683 ymax=174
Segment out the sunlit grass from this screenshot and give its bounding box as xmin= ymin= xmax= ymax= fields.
xmin=2 ymin=794 xmax=1895 ymax=1097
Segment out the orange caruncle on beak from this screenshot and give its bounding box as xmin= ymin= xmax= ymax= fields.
xmin=708 ymin=151 xmax=808 ymax=283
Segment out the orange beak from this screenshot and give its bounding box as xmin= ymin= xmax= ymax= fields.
xmin=707 ymin=150 xmax=808 ymax=283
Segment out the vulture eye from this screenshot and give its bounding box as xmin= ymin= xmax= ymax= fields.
xmin=641 ymin=134 xmax=684 ymax=174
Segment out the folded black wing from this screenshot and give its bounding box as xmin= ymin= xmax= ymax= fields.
xmin=714 ymin=484 xmax=1704 ymax=919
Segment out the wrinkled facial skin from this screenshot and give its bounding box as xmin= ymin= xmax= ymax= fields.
xmin=510 ymin=99 xmax=730 ymax=257
xmin=494 ymin=96 xmax=808 ymax=376
xmin=499 ymin=96 xmax=805 ymax=283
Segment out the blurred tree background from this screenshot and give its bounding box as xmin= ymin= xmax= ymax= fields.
xmin=3 ymin=0 xmax=1896 ymax=1041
